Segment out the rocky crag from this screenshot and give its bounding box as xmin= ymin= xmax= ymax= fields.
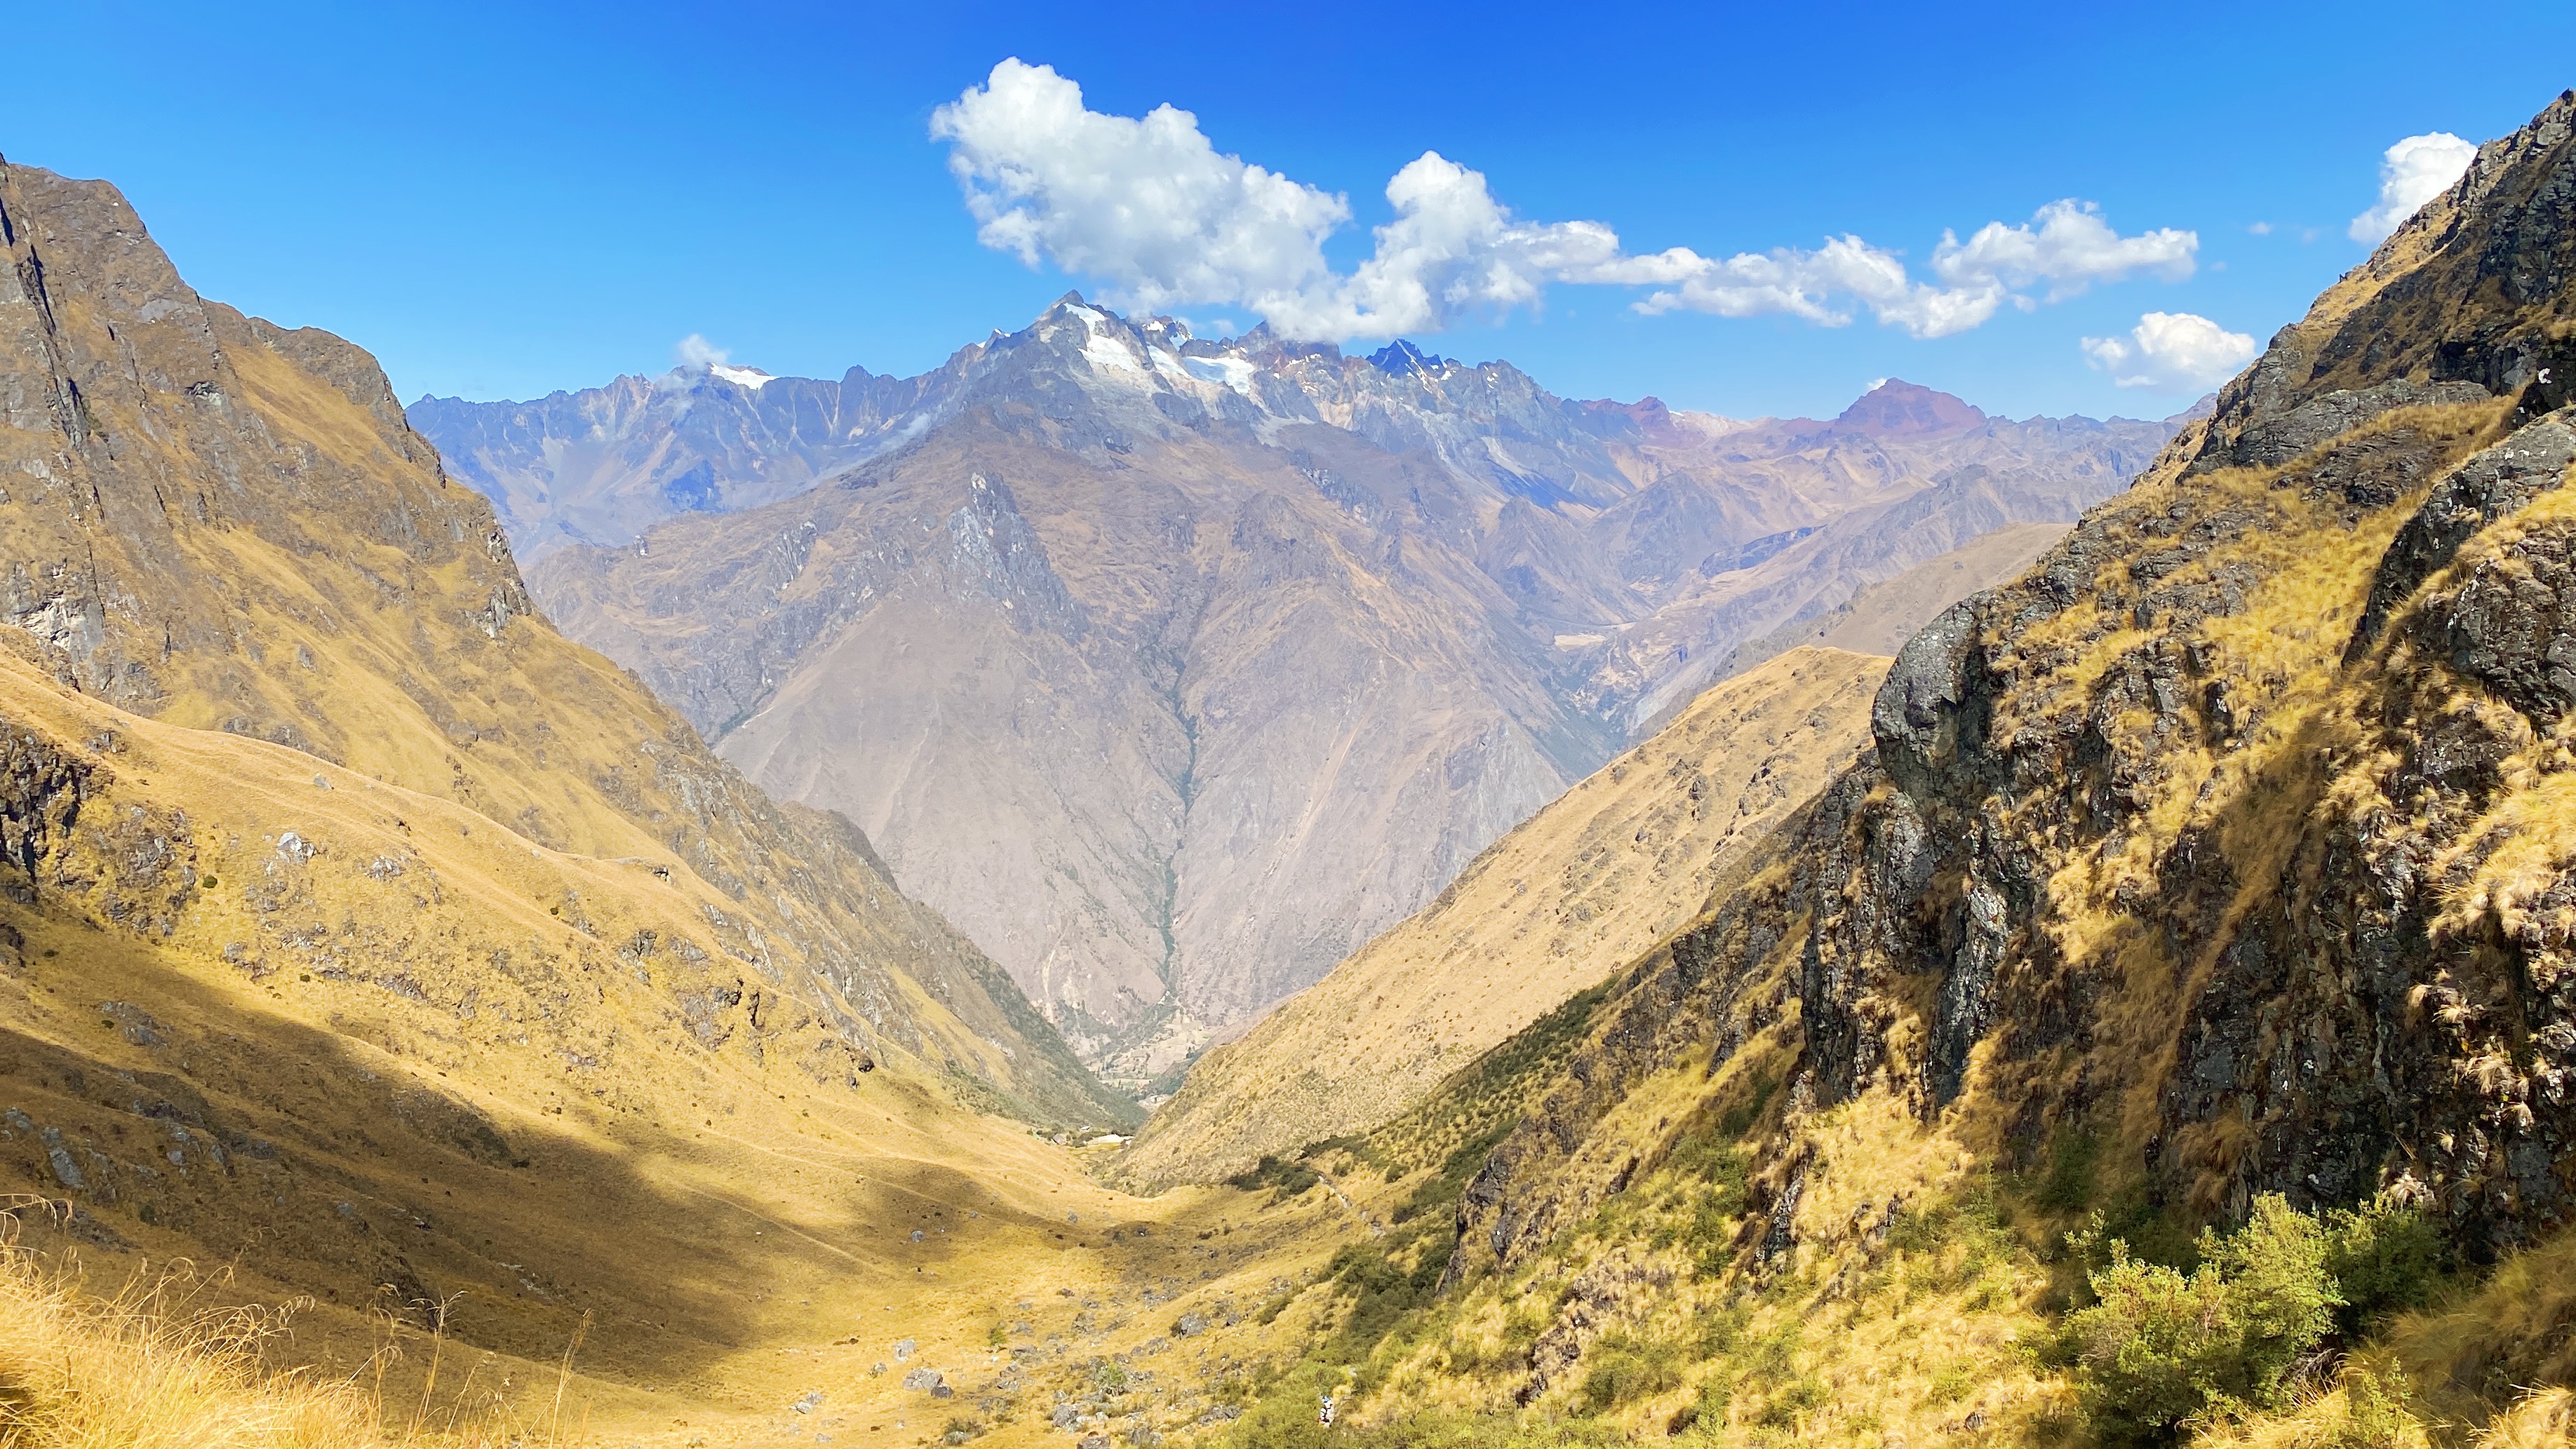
xmin=422 ymin=304 xmax=2178 ymax=1084
xmin=1444 ymin=86 xmax=2576 ymax=1294
xmin=1144 ymin=90 xmax=2576 ymax=1449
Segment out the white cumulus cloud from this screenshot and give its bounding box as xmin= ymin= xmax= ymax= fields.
xmin=675 ymin=334 xmax=729 ymax=367
xmin=2349 ymin=132 xmax=2479 ymax=244
xmin=2081 ymin=311 xmax=2258 ymax=391
xmin=932 ymin=59 xmax=2200 ymax=344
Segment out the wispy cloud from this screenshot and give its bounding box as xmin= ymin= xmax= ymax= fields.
xmin=675 ymin=333 xmax=729 ymax=367
xmin=932 ymin=60 xmax=2200 ymax=344
xmin=2349 ymin=132 xmax=2478 ymax=244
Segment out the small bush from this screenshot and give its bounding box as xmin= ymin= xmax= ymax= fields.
xmin=2321 ymin=1199 xmax=2446 ymax=1336
xmin=1230 ymin=1155 xmax=1321 ymax=1201
xmin=2067 ymin=1195 xmax=2341 ymax=1434
xmin=1577 ymin=1335 xmax=1682 ymax=1411
xmin=2037 ymin=1131 xmax=2102 ymax=1215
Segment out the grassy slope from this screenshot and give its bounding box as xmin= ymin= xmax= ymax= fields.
xmin=0 ymin=640 xmax=1383 ymax=1445
xmin=0 ymin=158 xmax=1118 ymax=1131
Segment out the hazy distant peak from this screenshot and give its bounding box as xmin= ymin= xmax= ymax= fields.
xmin=1831 ymin=377 xmax=1987 ymax=437
xmin=1570 ymin=396 xmax=1755 ymax=443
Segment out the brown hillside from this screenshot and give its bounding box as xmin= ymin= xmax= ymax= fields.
xmin=1729 ymin=519 xmax=2070 ymax=671
xmin=1119 ymin=647 xmax=1889 ymax=1189
xmin=0 ymin=156 xmax=1115 ymax=1129
xmin=0 ymin=640 xmax=1367 ymax=1443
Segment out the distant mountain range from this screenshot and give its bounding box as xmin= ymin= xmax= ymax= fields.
xmin=412 ymin=300 xmax=2185 ymax=1088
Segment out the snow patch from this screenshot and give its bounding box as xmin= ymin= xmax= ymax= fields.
xmin=1180 ymin=353 xmax=1257 ymax=396
xmin=710 ymin=364 xmax=777 ymax=390
xmin=1081 ymin=331 xmax=1143 ymax=375
xmin=1668 ymin=410 xmax=1762 ymax=440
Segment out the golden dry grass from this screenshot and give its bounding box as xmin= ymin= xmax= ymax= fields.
xmin=0 ymin=644 xmax=1375 ymax=1447
xmin=0 ymin=1225 xmax=554 ymax=1449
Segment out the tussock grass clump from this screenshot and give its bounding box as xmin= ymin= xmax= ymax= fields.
xmin=2391 ymin=1227 xmax=2576 ymax=1430
xmin=0 ymin=1232 xmax=582 ymax=1448
xmin=0 ymin=1246 xmax=375 ymax=1448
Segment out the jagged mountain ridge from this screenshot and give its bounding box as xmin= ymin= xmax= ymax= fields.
xmin=429 ymin=299 xmax=2180 ymax=1083
xmin=0 ymin=155 xmax=1120 ymax=1128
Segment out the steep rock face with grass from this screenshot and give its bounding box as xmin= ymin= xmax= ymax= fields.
xmin=0 ymin=154 xmax=1121 ymax=1127
xmin=1451 ymin=89 xmax=2576 ymax=1293
xmin=1168 ymin=91 xmax=2576 ymax=1449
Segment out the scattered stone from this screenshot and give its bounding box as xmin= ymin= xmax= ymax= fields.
xmin=894 ymin=1337 xmax=916 ymax=1360
xmin=901 ymin=1368 xmax=945 ymax=1393
xmin=791 ymin=1389 xmax=823 ymax=1415
xmin=38 ymin=1127 xmax=83 ymax=1189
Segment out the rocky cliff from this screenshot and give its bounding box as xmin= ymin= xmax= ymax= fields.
xmin=1146 ymin=92 xmax=2576 ymax=1449
xmin=425 ymin=300 xmax=2176 ymax=1084
xmin=1444 ymin=84 xmax=2576 ymax=1307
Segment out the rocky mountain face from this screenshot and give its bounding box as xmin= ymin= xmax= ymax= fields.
xmin=1110 ymin=92 xmax=2576 ymax=1449
xmin=0 ymin=156 xmax=1120 ymax=1129
xmin=420 ymin=303 xmax=2176 ymax=1084
xmin=1435 ymin=87 xmax=2576 ymax=1307
xmin=408 ymin=359 xmax=971 ymax=562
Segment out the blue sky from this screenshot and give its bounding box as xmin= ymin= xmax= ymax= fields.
xmin=10 ymin=1 xmax=2570 ymax=420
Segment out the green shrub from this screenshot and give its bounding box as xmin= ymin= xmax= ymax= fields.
xmin=2036 ymin=1131 xmax=2102 ymax=1214
xmin=2065 ymin=1194 xmax=2340 ymax=1434
xmin=1230 ymin=1154 xmax=1321 ymax=1201
xmin=1577 ymin=1335 xmax=1682 ymax=1411
xmin=2320 ymin=1198 xmax=2446 ymax=1336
